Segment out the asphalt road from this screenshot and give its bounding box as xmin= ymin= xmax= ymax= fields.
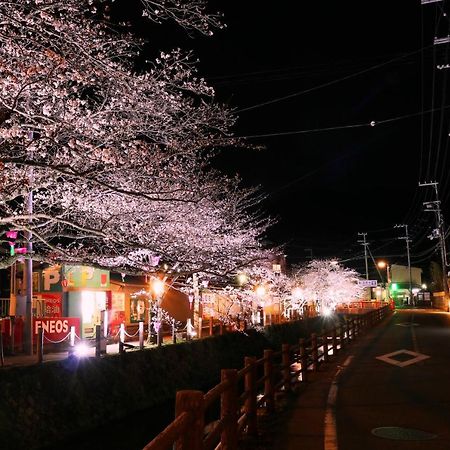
xmin=277 ymin=309 xmax=450 ymax=450
xmin=336 ymin=308 xmax=450 ymax=449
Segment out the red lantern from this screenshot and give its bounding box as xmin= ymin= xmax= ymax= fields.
xmin=6 ymin=230 xmax=18 ymax=239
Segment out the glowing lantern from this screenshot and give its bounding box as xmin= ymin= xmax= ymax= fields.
xmin=255 ymin=285 xmax=266 ymax=298
xmin=6 ymin=230 xmax=18 ymax=239
xmin=151 ymin=278 xmax=165 ymax=297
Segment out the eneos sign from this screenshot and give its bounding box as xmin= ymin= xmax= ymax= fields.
xmin=33 ymin=317 xmax=80 ymax=342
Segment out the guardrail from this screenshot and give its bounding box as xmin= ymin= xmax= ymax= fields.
xmin=142 ymin=305 xmax=391 ymax=450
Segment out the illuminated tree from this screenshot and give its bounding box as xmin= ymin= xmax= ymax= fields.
xmin=0 ymin=1 xmax=271 ymax=274
xmin=294 ymin=260 xmax=364 ymax=313
xmin=201 ymin=263 xmax=291 ymax=325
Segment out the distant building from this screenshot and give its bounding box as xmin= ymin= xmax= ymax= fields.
xmin=389 ymin=264 xmax=426 ymax=306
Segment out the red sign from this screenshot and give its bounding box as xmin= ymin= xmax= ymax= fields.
xmin=33 ymin=293 xmax=62 ymax=317
xmin=33 ymin=317 xmax=80 ymax=342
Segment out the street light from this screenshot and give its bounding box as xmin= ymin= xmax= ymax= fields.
xmin=292 ymin=287 xmax=303 ymax=300
xmin=377 ymin=260 xmax=391 ymax=301
xmin=151 ymin=278 xmax=165 ymax=297
xmin=148 ymin=277 xmax=165 ymax=346
xmin=237 ymin=273 xmax=248 ymax=285
xmin=255 ymin=285 xmax=266 ymax=299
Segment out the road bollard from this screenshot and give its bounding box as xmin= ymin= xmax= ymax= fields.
xmin=119 ymin=323 xmax=125 ymax=354
xmin=139 ymin=321 xmax=144 ymax=350
xmin=37 ymin=327 xmax=44 ymax=364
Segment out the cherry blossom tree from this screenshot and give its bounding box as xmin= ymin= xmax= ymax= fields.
xmin=0 ymin=0 xmax=271 ymax=275
xmin=294 ymin=259 xmax=364 ymax=314
xmin=198 ymin=263 xmax=292 ymax=326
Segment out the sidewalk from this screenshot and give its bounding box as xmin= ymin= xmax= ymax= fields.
xmin=271 ymin=344 xmax=353 ymax=450
xmin=0 ymin=339 xmax=159 ymax=368
xmin=270 ymin=309 xmax=395 ymax=450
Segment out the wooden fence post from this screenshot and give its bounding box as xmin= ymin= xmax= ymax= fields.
xmin=349 ymin=319 xmax=354 ymax=341
xmin=299 ymin=338 xmax=307 ymax=382
xmin=311 ymin=333 xmax=318 ymax=371
xmin=339 ymin=322 xmax=345 ymax=348
xmin=282 ymin=344 xmax=291 ymax=393
xmin=264 ymin=349 xmax=275 ymax=413
xmin=322 ymin=330 xmax=329 ymax=363
xmin=221 ymin=369 xmax=238 ymax=450
xmin=175 ymin=391 xmax=205 ymax=450
xmin=0 ymin=320 xmax=4 ymax=367
xmin=332 ymin=327 xmax=337 ymax=355
xmin=244 ymin=356 xmax=257 ymax=436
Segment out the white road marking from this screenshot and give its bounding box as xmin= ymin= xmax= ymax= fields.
xmin=324 ymin=356 xmax=353 ymax=450
xmin=410 ymin=313 xmax=420 ymax=353
xmin=376 ymin=349 xmax=430 ymax=367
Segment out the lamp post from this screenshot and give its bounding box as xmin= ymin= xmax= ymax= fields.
xmin=146 ymin=291 xmax=152 ymax=345
xmin=377 ymin=261 xmax=391 ymax=302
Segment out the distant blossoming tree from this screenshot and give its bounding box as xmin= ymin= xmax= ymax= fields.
xmin=0 ymin=0 xmax=271 ymax=274
xmin=294 ymin=259 xmax=364 ymax=313
xmin=200 ymin=263 xmax=292 ymax=325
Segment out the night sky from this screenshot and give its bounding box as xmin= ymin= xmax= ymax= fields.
xmin=119 ymin=1 xmax=450 ymax=274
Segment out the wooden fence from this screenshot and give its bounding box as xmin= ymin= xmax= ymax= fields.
xmin=142 ymin=305 xmax=391 ymax=450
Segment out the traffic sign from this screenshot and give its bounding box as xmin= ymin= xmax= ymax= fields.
xmin=358 ymin=279 xmax=378 ymax=287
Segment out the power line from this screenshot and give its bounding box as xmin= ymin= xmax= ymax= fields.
xmin=419 ymin=180 xmax=449 ymax=292
xmin=357 ymin=232 xmax=369 ymax=280
xmin=235 ymin=45 xmax=434 ymax=114
xmin=394 ymin=224 xmax=413 ymax=304
xmin=225 ymin=104 xmax=450 ymax=140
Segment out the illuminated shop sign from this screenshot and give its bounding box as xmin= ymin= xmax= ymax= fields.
xmin=63 ymin=265 xmax=110 ymax=289
xmin=33 ymin=317 xmax=80 ymax=342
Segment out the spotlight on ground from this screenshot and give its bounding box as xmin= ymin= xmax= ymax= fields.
xmin=74 ymin=343 xmax=90 ymax=358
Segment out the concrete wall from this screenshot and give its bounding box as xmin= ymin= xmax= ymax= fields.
xmin=0 ymin=319 xmax=322 ymax=450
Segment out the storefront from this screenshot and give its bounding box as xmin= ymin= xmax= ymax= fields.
xmin=64 ymin=265 xmax=112 ymax=338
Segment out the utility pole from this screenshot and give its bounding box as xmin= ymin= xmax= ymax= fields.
xmin=358 ymin=232 xmax=369 ymax=279
xmin=394 ymin=224 xmax=413 ymax=305
xmin=24 ymin=131 xmax=34 ymax=355
xmin=419 ymin=181 xmax=449 ymax=293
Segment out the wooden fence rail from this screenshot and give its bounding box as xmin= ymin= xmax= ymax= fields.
xmin=142 ymin=305 xmax=391 ymax=450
